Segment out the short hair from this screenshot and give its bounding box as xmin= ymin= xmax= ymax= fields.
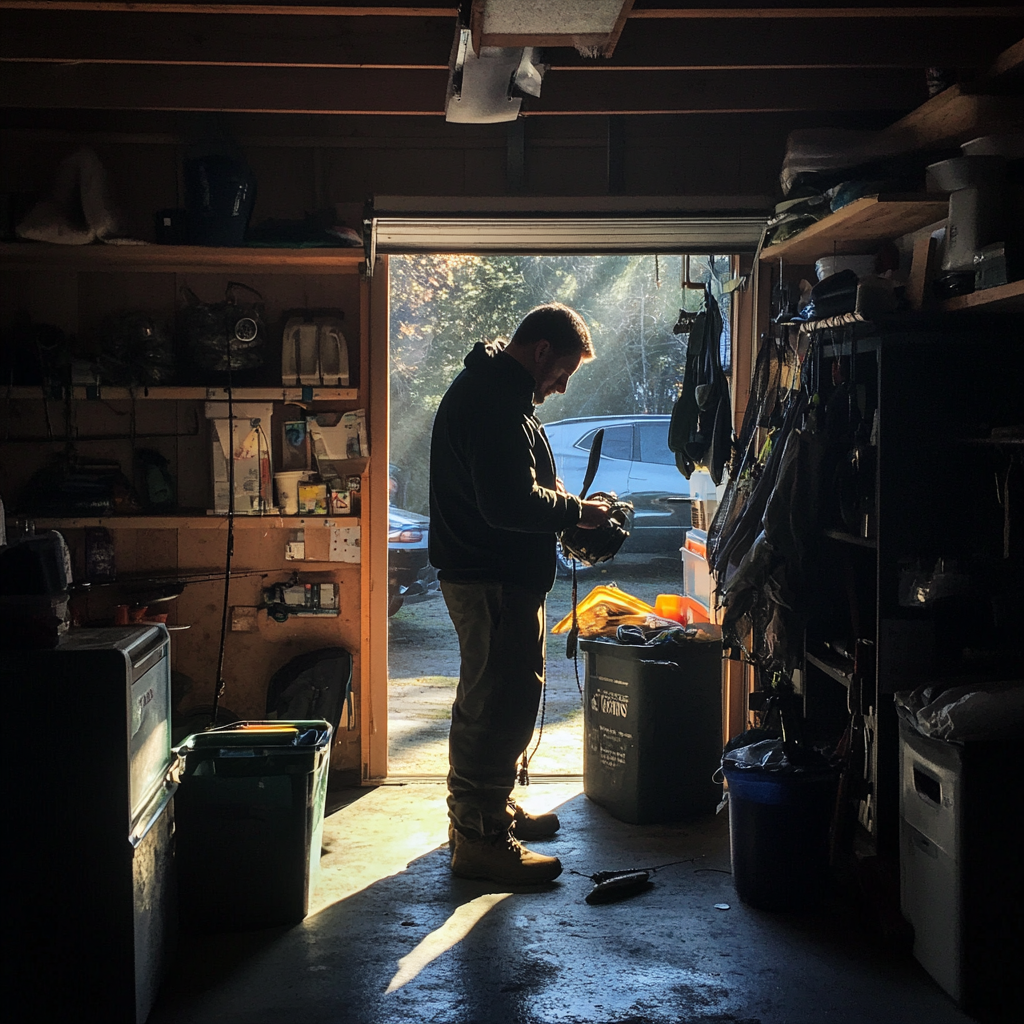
xmin=509 ymin=303 xmax=594 ymax=359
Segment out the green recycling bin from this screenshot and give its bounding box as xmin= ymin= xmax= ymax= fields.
xmin=174 ymin=720 xmax=332 ymax=931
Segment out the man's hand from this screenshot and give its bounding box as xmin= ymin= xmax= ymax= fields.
xmin=578 ymin=498 xmax=612 ymax=529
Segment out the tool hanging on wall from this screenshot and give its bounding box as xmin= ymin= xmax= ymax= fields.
xmin=672 ymin=255 xmax=706 ymax=335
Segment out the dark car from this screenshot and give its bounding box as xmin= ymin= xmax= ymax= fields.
xmin=388 ymin=506 xmax=437 ymax=615
xmin=544 ymin=414 xmax=719 ymax=558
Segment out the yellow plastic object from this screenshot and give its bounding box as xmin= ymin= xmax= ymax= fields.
xmin=551 ymin=584 xmax=655 ymax=635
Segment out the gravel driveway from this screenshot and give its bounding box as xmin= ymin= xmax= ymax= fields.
xmin=387 ymin=553 xmax=686 ymax=777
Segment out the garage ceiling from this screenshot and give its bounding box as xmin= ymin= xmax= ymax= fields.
xmin=2 ymin=2 xmax=1023 ymax=118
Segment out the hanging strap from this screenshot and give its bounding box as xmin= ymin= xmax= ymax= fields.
xmin=579 ymin=428 xmax=604 ymax=498
xmin=565 ymin=428 xmax=606 ymax=664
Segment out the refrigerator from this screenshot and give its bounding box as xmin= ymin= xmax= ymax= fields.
xmin=2 ymin=625 xmax=177 ymax=1023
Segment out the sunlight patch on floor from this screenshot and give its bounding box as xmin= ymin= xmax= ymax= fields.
xmin=307 ymin=782 xmax=583 ymax=918
xmin=385 ymin=892 xmax=512 ymax=993
xmin=387 ymin=715 xmax=585 ymax=777
xmin=307 ymin=784 xmax=450 ymax=916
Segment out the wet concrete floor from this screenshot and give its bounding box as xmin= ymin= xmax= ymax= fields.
xmin=149 ymin=781 xmax=975 ymax=1024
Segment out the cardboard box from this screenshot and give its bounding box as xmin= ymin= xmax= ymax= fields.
xmin=205 ymin=402 xmax=274 ymax=514
xmin=308 ymin=409 xmax=369 ymax=461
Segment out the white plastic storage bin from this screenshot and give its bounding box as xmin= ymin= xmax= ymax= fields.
xmin=898 ymin=721 xmax=1022 ymax=1017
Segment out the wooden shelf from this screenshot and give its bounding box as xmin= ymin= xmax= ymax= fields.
xmin=820 ymin=336 xmax=881 ymax=358
xmin=806 ymin=650 xmax=854 ymax=689
xmin=0 ymin=242 xmax=365 ymax=274
xmin=963 ymin=436 xmax=1024 ymax=447
xmin=822 ymin=527 xmax=876 ymax=550
xmin=940 ymin=280 xmax=1024 ymax=314
xmin=28 ymin=514 xmax=360 ymax=530
xmin=760 ymin=195 xmax=948 ymax=264
xmin=4 ymin=385 xmax=359 ymax=402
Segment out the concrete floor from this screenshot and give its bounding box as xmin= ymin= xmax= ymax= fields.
xmin=150 ymin=781 xmax=977 ymax=1024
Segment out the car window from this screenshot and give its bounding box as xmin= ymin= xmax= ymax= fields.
xmin=637 ymin=421 xmax=675 ymax=465
xmin=575 ymin=425 xmax=632 ymax=461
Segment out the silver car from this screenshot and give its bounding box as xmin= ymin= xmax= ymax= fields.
xmin=544 ymin=414 xmax=718 ymax=557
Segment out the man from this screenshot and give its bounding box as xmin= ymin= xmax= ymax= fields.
xmin=429 ymin=303 xmax=611 ymax=884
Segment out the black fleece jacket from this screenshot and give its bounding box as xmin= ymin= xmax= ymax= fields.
xmin=428 ymin=342 xmax=583 ymax=593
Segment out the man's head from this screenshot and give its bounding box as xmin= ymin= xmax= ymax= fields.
xmin=507 ymin=303 xmax=594 ymax=405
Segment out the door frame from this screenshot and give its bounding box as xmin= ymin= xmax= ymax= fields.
xmin=363 ymin=250 xmax=757 ymax=780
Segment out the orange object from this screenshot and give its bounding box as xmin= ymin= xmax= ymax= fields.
xmin=679 ymin=596 xmax=711 ymax=624
xmin=551 ymin=585 xmax=654 ymax=634
xmin=685 ymin=535 xmax=707 ymax=559
xmin=654 ymin=593 xmax=686 ymax=623
xmin=114 ymin=604 xmax=130 ymax=625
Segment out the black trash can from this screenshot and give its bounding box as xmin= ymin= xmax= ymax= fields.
xmin=174 ymin=720 xmax=331 ymax=931
xmin=581 ymin=635 xmax=722 ymax=824
xmin=723 ymin=765 xmax=837 ymax=911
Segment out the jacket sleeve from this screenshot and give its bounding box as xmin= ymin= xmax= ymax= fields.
xmin=463 ymin=400 xmax=582 ymax=533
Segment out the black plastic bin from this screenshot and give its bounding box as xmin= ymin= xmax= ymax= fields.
xmin=723 ymin=765 xmax=837 ymax=911
xmin=174 ymin=720 xmax=331 ymax=931
xmin=581 ymin=635 xmax=722 ymax=824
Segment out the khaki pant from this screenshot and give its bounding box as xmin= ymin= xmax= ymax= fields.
xmin=441 ymin=580 xmax=546 ymax=839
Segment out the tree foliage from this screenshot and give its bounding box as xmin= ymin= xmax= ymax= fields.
xmin=389 ymin=254 xmax=732 ymax=514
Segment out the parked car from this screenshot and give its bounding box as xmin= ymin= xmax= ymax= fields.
xmin=543 ymin=414 xmax=719 ymax=559
xmin=388 ymin=506 xmax=438 ymax=615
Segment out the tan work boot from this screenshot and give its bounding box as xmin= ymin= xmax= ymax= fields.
xmin=509 ymin=801 xmax=560 ymax=841
xmin=451 ymin=830 xmax=563 ymax=884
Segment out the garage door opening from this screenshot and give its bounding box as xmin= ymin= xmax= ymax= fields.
xmin=386 ymin=253 xmax=735 ymax=778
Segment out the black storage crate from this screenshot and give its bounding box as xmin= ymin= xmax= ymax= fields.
xmin=581 ymin=636 xmax=722 ymax=824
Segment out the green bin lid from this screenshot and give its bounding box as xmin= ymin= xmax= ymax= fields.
xmin=178 ymin=719 xmax=331 ymax=751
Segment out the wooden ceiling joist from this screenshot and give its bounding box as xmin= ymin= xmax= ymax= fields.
xmin=631 ymin=5 xmax=1024 ymax=18
xmin=0 ymin=62 xmax=927 ymax=115
xmin=0 ymin=3 xmax=458 ymax=14
xmin=3 ymin=11 xmax=1022 ymax=70
xmin=0 ymin=1 xmax=1021 ymax=16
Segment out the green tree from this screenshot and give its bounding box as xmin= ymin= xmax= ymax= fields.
xmin=389 ymin=254 xmax=732 ymax=514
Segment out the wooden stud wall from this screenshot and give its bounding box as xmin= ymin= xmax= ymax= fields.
xmin=0 ymin=242 xmax=368 ymax=774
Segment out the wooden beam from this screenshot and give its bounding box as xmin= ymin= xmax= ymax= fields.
xmin=1 ymin=1 xmax=1020 ymax=15
xmin=1 ymin=63 xmax=450 ymax=113
xmin=0 ymin=2 xmax=458 ymax=13
xmin=632 ymin=5 xmax=1024 ymax=18
xmin=0 ymin=12 xmax=457 ymax=67
xmin=532 ymin=67 xmax=926 ymax=115
xmin=986 ymin=35 xmax=1024 ymax=78
xmin=600 ymin=18 xmax=1024 ymax=71
xmin=604 ymin=0 xmax=636 ymax=57
xmin=880 ymin=85 xmax=1024 ymax=149
xmin=0 ymin=62 xmax=927 ymax=114
xmin=4 ymin=10 xmax=1021 ymax=70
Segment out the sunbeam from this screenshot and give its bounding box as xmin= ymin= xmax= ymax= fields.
xmin=385 ymin=892 xmax=513 ymax=993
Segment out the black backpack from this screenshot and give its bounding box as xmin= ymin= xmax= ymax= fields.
xmin=265 ymin=647 xmax=353 ymax=734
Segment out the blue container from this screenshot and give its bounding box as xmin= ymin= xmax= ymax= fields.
xmin=724 ymin=766 xmax=837 ymax=910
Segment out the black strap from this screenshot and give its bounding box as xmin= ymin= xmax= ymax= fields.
xmin=579 ymin=428 xmax=604 ymax=498
xmin=565 ymin=428 xmax=604 ymax=664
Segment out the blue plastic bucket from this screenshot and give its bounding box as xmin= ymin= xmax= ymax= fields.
xmin=723 ymin=766 xmax=838 ymax=911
